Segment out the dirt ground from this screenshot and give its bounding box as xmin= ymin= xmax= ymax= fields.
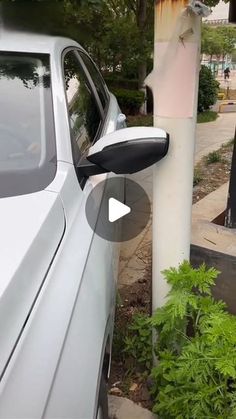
xmin=108 ymin=140 xmax=234 ymax=409
xmin=109 ymin=246 xmax=153 ymax=409
xmin=193 ymin=141 xmax=233 ymax=203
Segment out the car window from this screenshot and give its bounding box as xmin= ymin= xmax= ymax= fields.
xmin=0 ymin=52 xmax=56 ymax=198
xmin=79 ymin=51 xmax=109 ymax=110
xmin=63 ymin=50 xmax=102 ymax=164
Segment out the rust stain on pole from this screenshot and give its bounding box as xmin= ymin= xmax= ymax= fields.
xmin=155 ymin=0 xmax=188 ymax=12
xmin=155 ymin=0 xmax=189 ymax=41
xmin=152 ymin=0 xmax=200 ymax=117
xmin=155 ymin=0 xmax=188 ymax=6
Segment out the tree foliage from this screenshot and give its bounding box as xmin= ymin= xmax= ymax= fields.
xmin=216 ymin=25 xmax=236 ymax=56
xmin=1 ymin=0 xmax=154 ymax=84
xmin=202 ymin=25 xmax=223 ymax=56
xmin=202 ymin=24 xmax=236 ymax=57
xmin=65 ymin=0 xmax=154 ymax=85
xmin=1 ymin=0 xmax=232 ymax=79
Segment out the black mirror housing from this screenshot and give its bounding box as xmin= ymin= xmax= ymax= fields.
xmin=77 ymin=127 xmax=169 ymax=177
xmin=87 ymin=137 xmax=169 ymax=175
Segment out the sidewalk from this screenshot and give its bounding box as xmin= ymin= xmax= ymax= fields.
xmin=217 ymin=75 xmax=236 ymax=91
xmin=195 ymin=113 xmax=236 ymax=162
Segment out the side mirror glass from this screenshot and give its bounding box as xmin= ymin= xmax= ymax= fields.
xmin=77 ymin=127 xmax=169 ymax=177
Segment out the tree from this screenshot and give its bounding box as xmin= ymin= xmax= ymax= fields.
xmin=1 ymin=0 xmax=230 ymax=91
xmin=66 ymin=1 xmax=153 ymax=85
xmin=201 ymin=25 xmax=223 ymax=57
xmin=216 ymin=25 xmax=236 ymax=58
xmin=201 ymin=23 xmax=236 ymax=76
xmin=201 ymin=24 xmax=236 ymax=56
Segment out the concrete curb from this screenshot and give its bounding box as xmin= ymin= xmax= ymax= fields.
xmin=108 ymin=396 xmax=157 ymax=419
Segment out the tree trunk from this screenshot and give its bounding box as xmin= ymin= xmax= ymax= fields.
xmin=137 ymin=0 xmax=147 ymax=114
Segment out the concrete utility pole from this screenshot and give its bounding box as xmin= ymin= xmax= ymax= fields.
xmin=146 ymin=0 xmax=208 ymax=311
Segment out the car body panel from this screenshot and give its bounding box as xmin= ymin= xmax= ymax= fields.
xmin=0 ymin=190 xmax=65 ymax=379
xmin=0 ymin=31 xmax=79 ymax=55
xmin=0 ymin=33 xmax=125 ymax=418
xmin=0 ymin=165 xmax=120 ymax=419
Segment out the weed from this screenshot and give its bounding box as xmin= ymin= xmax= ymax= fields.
xmin=193 ymin=168 xmax=203 ymax=186
xmin=151 ymin=262 xmax=236 ymax=419
xmin=116 ymin=291 xmax=123 ymax=307
xmin=206 ymin=150 xmax=221 ymax=164
xmin=124 ymin=313 xmax=152 ymax=372
xmin=119 ymin=263 xmax=236 ymax=417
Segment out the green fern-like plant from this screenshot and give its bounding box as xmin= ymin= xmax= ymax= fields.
xmin=124 ymin=313 xmax=152 ymax=371
xmin=151 ymin=261 xmax=236 ymax=419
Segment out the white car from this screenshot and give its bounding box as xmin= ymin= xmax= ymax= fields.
xmin=0 ymin=31 xmax=169 ymax=419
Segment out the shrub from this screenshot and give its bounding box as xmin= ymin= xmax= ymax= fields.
xmin=198 ymin=65 xmax=219 ymax=113
xmin=150 ymin=262 xmax=236 ymax=419
xmin=104 ymin=76 xmax=139 ymax=91
xmin=111 ymin=88 xmax=145 ymax=115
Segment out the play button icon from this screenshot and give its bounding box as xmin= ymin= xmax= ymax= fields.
xmin=85 ymin=176 xmax=151 ymax=242
xmin=108 ymin=198 xmax=131 ymax=222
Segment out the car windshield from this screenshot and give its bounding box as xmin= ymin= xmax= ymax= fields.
xmin=0 ymin=52 xmax=56 ymax=198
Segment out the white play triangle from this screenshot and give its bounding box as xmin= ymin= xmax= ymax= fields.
xmin=108 ymin=198 xmax=131 ymax=223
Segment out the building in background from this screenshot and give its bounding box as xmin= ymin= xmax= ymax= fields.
xmin=204 ymin=0 xmax=229 ymax=26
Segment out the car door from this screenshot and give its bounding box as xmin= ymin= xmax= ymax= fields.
xmin=42 ymin=49 xmax=124 ymax=419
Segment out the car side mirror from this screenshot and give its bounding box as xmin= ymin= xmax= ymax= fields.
xmin=77 ymin=127 xmax=169 ymax=177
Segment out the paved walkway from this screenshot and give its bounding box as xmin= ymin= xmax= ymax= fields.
xmin=195 ymin=113 xmax=235 ymax=162
xmin=217 ymin=74 xmax=236 ymax=91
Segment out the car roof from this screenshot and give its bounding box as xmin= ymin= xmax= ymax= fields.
xmin=0 ymin=30 xmax=82 ymax=54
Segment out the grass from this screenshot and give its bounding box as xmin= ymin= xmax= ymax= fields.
xmin=197 ymin=111 xmax=218 ymax=123
xmin=127 ymin=112 xmax=218 ymax=126
xmin=206 ymin=150 xmax=221 ymax=164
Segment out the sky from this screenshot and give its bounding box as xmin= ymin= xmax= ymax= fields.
xmin=208 ymin=0 xmax=229 ymax=20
